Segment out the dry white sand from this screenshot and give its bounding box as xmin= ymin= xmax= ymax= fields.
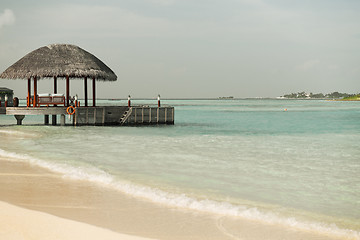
xmin=0 ymin=201 xmax=155 ymax=240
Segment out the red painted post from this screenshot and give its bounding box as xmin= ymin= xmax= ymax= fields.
xmin=4 ymin=95 xmax=8 ymax=107
xmin=128 ymin=95 xmax=131 ymax=107
xmin=92 ymin=77 xmax=96 ymax=107
xmin=157 ymin=94 xmax=161 ymax=107
xmin=33 ymin=76 xmax=37 ymax=107
xmin=27 ymin=78 xmax=31 ymax=107
xmin=75 ymin=95 xmax=78 ymax=107
xmin=66 ymin=76 xmax=70 ymax=107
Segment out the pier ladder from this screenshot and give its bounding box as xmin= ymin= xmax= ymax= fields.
xmin=119 ymin=107 xmax=132 ymax=125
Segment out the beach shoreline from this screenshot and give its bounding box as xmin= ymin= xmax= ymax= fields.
xmin=0 ymin=201 xmax=155 ymax=240
xmin=0 ymin=157 xmax=353 ymax=240
xmin=0 ymin=159 xmax=156 ymax=240
xmin=0 ymin=158 xmax=231 ymax=240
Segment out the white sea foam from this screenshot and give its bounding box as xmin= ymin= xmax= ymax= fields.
xmin=0 ymin=148 xmax=359 ymax=239
xmin=0 ymin=129 xmax=38 ymax=138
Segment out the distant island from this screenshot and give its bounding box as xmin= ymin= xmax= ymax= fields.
xmin=218 ymin=96 xmax=234 ymax=99
xmin=279 ymin=91 xmax=360 ymax=100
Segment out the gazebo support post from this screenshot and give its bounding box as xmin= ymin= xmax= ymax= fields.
xmin=33 ymin=76 xmax=37 ymax=107
xmin=66 ymin=76 xmax=70 ymax=106
xmin=52 ymin=76 xmax=57 ymax=125
xmin=84 ymin=77 xmax=88 ymax=107
xmin=54 ymin=76 xmax=57 ymax=94
xmin=27 ymin=78 xmax=31 ymax=107
xmin=92 ymin=77 xmax=96 ymax=107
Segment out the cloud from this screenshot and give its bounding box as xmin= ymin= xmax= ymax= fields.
xmin=296 ymin=60 xmax=320 ymax=71
xmin=0 ymin=9 xmax=15 ymax=29
xmin=146 ymin=0 xmax=175 ymax=6
xmin=31 ymin=4 xmax=173 ymax=39
xmin=327 ymin=64 xmax=339 ymax=71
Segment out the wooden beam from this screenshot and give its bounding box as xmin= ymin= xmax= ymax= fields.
xmin=53 ymin=76 xmax=57 ymax=125
xmin=33 ymin=76 xmax=37 ymax=107
xmin=84 ymin=77 xmax=88 ymax=107
xmin=66 ymin=76 xmax=70 ymax=106
xmin=92 ymin=77 xmax=96 ymax=107
xmin=54 ymin=76 xmax=57 ymax=94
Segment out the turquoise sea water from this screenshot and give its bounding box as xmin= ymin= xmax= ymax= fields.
xmin=1 ymin=99 xmax=360 ymax=238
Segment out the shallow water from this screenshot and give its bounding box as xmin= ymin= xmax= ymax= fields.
xmin=1 ymin=99 xmax=359 ymax=239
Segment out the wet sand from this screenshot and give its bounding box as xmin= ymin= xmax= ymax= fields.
xmin=0 ymin=158 xmax=348 ymax=240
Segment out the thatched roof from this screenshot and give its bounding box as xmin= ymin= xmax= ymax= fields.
xmin=0 ymin=44 xmax=117 ymax=81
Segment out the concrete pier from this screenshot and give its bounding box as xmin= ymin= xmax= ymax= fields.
xmin=4 ymin=105 xmax=174 ymax=126
xmin=74 ymin=106 xmax=174 ymax=126
xmin=74 ymin=106 xmax=128 ymax=126
xmin=5 ymin=107 xmax=67 ymax=126
xmin=52 ymin=115 xmax=57 ymax=125
xmin=44 ymin=115 xmax=49 ymax=125
xmin=123 ymin=106 xmax=175 ymax=125
xmin=60 ymin=114 xmax=66 ymax=126
xmin=6 ymin=107 xmax=67 ymax=116
xmin=14 ymin=115 xmax=25 ymax=125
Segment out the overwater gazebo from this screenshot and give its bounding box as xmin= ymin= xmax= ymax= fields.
xmin=0 ymin=43 xmax=117 ymax=108
xmin=0 ymin=44 xmax=174 ymax=126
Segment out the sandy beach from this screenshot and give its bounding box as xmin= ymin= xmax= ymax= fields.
xmin=0 ymin=201 xmax=155 ymax=240
xmin=0 ymin=157 xmax=349 ymax=240
xmin=1 ymin=0 xmax=359 ymax=237
xmin=0 ymin=158 xmax=231 ymax=240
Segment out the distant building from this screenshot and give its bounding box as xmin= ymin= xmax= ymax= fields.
xmin=0 ymin=87 xmax=14 ymax=106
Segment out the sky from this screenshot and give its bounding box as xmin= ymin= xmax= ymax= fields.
xmin=0 ymin=0 xmax=359 ymax=98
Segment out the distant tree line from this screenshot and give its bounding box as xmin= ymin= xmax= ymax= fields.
xmin=282 ymin=91 xmax=358 ymax=99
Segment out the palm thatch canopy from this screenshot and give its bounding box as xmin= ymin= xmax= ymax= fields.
xmin=0 ymin=44 xmax=117 ymax=81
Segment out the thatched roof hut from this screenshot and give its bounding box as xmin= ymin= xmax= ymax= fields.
xmin=0 ymin=87 xmax=13 ymax=95
xmin=0 ymin=44 xmax=117 ymax=81
xmin=0 ymin=44 xmax=117 ymax=107
xmin=0 ymin=87 xmax=14 ymax=107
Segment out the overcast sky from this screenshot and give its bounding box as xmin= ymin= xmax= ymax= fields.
xmin=0 ymin=0 xmax=359 ymax=98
